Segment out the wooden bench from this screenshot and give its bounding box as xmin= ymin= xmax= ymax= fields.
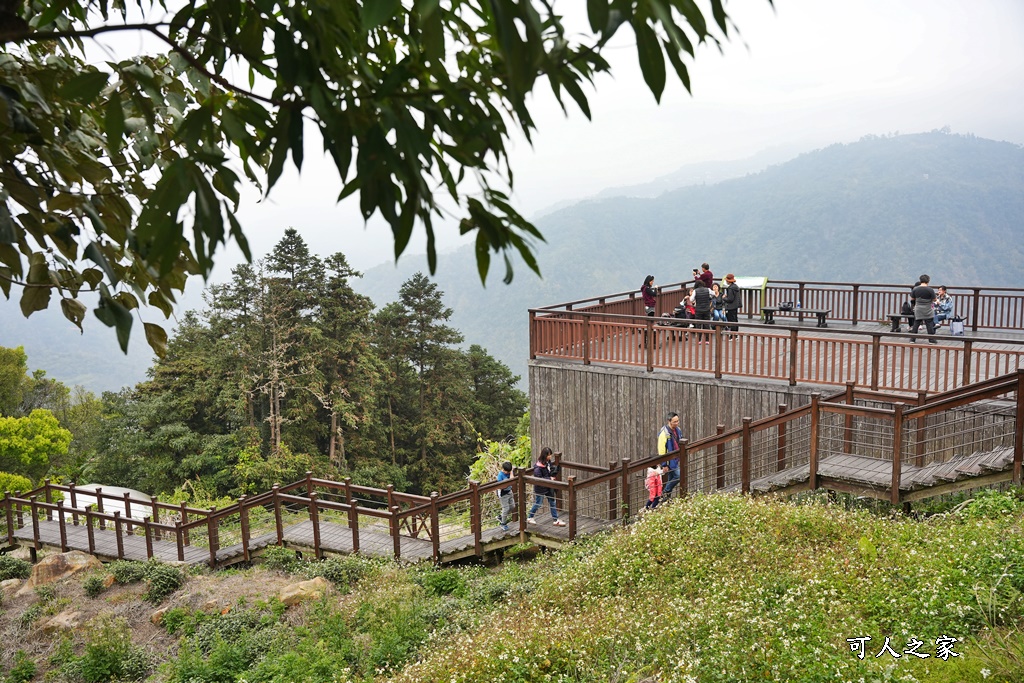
xmin=761 ymin=307 xmax=831 ymax=328
xmin=887 ymin=312 xmax=915 ymax=332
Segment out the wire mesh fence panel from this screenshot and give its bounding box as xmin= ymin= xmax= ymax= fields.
xmin=686 ymin=444 xmax=722 ymax=494
xmin=904 ymin=400 xmax=1017 ymax=465
xmin=436 ymin=498 xmax=474 ymax=544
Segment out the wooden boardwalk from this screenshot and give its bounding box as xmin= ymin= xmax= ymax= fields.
xmin=11 ymin=510 xmax=618 ymax=566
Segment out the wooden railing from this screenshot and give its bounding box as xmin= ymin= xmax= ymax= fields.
xmin=529 ymin=312 xmax=1024 ymax=393
xmin=535 ymin=279 xmax=1024 ymax=332
xmin=4 ymin=372 xmax=1022 ymax=563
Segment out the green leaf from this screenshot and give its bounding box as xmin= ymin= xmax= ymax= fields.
xmin=19 ymin=285 xmax=51 ymax=317
xmin=587 ymin=0 xmax=609 ymax=33
xmin=94 ymin=294 xmax=133 ymax=353
xmin=105 ymin=91 xmax=125 ymax=154
xmin=60 ymin=297 xmax=87 ymax=332
xmin=362 ymin=0 xmax=400 ymax=31
xmin=634 ymin=20 xmax=666 ymax=102
xmin=59 ymin=72 xmax=111 ymax=103
xmin=144 ymin=322 xmax=168 ymax=358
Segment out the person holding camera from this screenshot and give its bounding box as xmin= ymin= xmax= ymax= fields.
xmin=641 ymin=275 xmax=658 ymax=316
xmin=694 ymin=263 xmax=714 ymax=289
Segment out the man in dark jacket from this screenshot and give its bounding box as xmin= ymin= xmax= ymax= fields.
xmin=693 ymin=280 xmax=712 ymax=338
xmin=723 ymin=273 xmax=741 ymax=334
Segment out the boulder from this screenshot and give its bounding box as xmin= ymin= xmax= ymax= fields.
xmin=1 ymin=578 xmax=22 ymax=597
xmin=17 ymin=550 xmax=102 ymax=596
xmin=101 ymin=573 xmax=116 ymax=589
xmin=151 ymin=607 xmax=169 ymax=625
xmin=278 ymin=576 xmax=331 ymax=607
xmin=42 ymin=610 xmax=85 ymax=633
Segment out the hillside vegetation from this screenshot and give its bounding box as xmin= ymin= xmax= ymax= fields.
xmin=3 ymin=492 xmax=1022 ymax=683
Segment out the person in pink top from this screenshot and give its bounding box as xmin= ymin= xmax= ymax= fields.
xmin=645 ymin=464 xmax=664 ymax=510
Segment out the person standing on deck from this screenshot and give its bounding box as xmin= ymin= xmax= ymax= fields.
xmin=723 ymin=274 xmax=741 ymax=335
xmin=527 ymin=447 xmax=565 ymax=526
xmin=641 ymin=275 xmax=658 ymax=316
xmin=911 ymin=274 xmax=938 ymax=343
xmin=693 ymin=280 xmax=712 ymax=339
xmin=658 ymin=412 xmax=684 ymax=499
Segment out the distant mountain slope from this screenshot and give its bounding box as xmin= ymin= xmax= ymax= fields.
xmin=355 ymin=131 xmax=1024 ymax=385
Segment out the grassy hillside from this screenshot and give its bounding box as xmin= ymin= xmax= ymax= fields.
xmin=2 ymin=492 xmax=1023 ymax=683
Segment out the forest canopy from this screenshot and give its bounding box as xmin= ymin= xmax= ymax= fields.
xmin=0 ymin=231 xmax=527 ymax=497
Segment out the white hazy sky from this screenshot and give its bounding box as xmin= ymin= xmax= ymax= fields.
xmin=213 ymin=0 xmax=1024 ymax=285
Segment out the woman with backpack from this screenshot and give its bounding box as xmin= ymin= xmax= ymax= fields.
xmin=527 ymin=447 xmax=565 ymax=526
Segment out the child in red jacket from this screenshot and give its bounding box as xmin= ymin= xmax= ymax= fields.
xmin=645 ymin=465 xmax=664 ymax=510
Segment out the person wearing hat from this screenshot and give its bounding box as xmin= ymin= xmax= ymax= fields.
xmin=723 ymin=274 xmax=741 ymax=334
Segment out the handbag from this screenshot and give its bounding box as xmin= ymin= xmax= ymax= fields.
xmin=778 ymin=301 xmax=794 ymax=311
xmin=950 ymin=317 xmax=965 ymax=336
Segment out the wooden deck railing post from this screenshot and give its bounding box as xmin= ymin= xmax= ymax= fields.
xmin=57 ymin=500 xmax=68 ymax=551
xmin=741 ymin=418 xmax=752 ymax=494
xmin=305 ymin=471 xmax=314 ymax=496
xmin=69 ymin=483 xmax=79 ymax=526
xmin=716 ymin=425 xmax=726 ymax=490
xmin=143 ymin=517 xmax=154 ymax=559
xmin=963 ymin=340 xmax=974 ymax=387
xmin=809 ymin=394 xmax=821 ymax=491
xmin=114 ymin=510 xmax=124 ymax=559
xmin=272 ymin=485 xmax=284 ymax=545
xmin=567 ymin=476 xmax=577 ymax=540
xmin=777 ymin=404 xmax=789 ymax=472
xmin=44 ymin=478 xmax=52 ymax=521
xmin=646 ymin=318 xmax=654 ymax=372
xmin=180 ymin=502 xmax=190 ymax=546
xmin=714 ymin=324 xmax=724 ymax=379
xmin=608 ymin=460 xmax=618 ymax=521
xmin=3 ymin=492 xmax=13 ymax=546
xmin=119 ymin=491 xmax=129 ymax=533
xmin=430 ymin=492 xmax=440 ymax=563
xmin=14 ymin=490 xmax=23 ymax=530
xmin=679 ymin=439 xmax=689 ymax=496
xmin=206 ymin=507 xmax=218 ymax=567
xmin=470 ymin=481 xmax=482 ymax=558
xmin=309 ymin=492 xmax=322 ymax=560
xmin=582 ymin=314 xmax=591 ymax=365
xmin=843 ymin=382 xmax=856 ymax=454
xmin=870 ymin=334 xmax=882 ymax=391
xmin=390 ymin=504 xmax=402 ymax=560
xmin=1014 ymin=369 xmax=1024 ymax=485
xmin=788 ymin=329 xmax=799 ymax=386
xmin=238 ymin=495 xmax=250 ymax=563
xmin=851 ymin=284 xmax=860 ymax=325
xmin=94 ymin=489 xmax=103 ymax=532
xmin=151 ymin=495 xmax=160 ymax=541
xmin=971 ymin=288 xmax=981 ymax=332
xmin=176 ymin=522 xmax=185 ymax=561
xmin=85 ymin=506 xmax=95 ymax=554
xmin=529 ymin=310 xmax=537 ymax=360
xmin=345 ymin=478 xmax=359 ymax=554
xmin=29 ymin=495 xmax=40 ymax=550
xmin=891 ymin=403 xmax=905 ymax=505
xmin=517 ymin=467 xmax=529 ymax=539
xmin=619 ymin=457 xmax=631 ymax=521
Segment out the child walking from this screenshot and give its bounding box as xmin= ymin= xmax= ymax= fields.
xmin=496 ymin=461 xmax=514 ymax=531
xmin=645 ymin=464 xmax=664 ymax=510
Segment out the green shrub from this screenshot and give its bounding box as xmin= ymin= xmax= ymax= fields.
xmin=418 ymin=568 xmax=467 ymax=597
xmin=260 ymin=545 xmax=301 ymax=573
xmin=54 ymin=616 xmax=151 ymax=683
xmin=959 ymin=489 xmax=1024 ymax=520
xmin=0 ymin=471 xmax=33 ymax=496
xmin=0 ymin=554 xmax=31 ymax=581
xmin=6 ymin=651 xmax=36 ymax=683
xmin=142 ymin=562 xmax=185 ymax=604
xmin=83 ymin=574 xmax=107 ymax=598
xmin=304 ymin=554 xmax=378 ymax=591
xmin=107 ymin=560 xmax=146 ymax=585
